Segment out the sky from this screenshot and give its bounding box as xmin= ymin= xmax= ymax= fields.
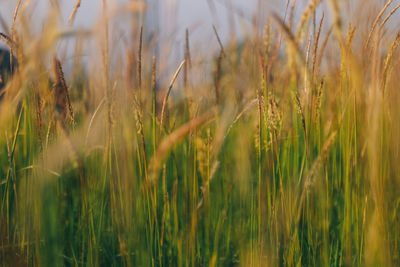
xmin=0 ymin=0 xmax=282 ymax=44
xmin=5 ymin=0 xmax=400 ymax=82
xmin=1 ymin=1 xmax=400 ymax=50
xmin=1 ymin=0 xmax=400 ymax=81
xmin=0 ymin=0 xmax=284 ymax=77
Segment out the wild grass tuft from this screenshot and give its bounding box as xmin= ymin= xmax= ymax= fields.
xmin=0 ymin=1 xmax=400 ymax=266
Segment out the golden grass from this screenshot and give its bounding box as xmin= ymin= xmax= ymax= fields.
xmin=0 ymin=0 xmax=400 ymax=266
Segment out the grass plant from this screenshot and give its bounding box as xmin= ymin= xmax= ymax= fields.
xmin=1 ymin=0 xmax=400 ymax=266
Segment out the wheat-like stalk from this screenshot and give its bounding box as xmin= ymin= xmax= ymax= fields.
xmin=53 ymin=57 xmax=74 ymax=125
xmin=313 ymin=80 xmax=324 ymax=122
xmin=295 ymin=0 xmax=322 ymax=41
xmin=149 ymin=111 xmax=214 ymax=184
xmin=312 ymin=11 xmax=324 ymax=79
xmin=184 ymin=28 xmax=191 ymax=88
xmin=381 ymin=31 xmax=400 ymax=92
xmin=0 ymin=33 xmax=16 ymax=51
xmin=137 ymin=26 xmax=143 ymax=91
xmin=272 ymin=13 xmax=305 ymax=64
xmin=214 ymin=50 xmax=223 ymax=105
xmin=212 ymin=25 xmax=225 ymax=57
xmin=315 ymin=27 xmax=332 ymax=77
xmin=68 ymin=0 xmax=81 ymax=25
xmin=36 ymin=94 xmax=43 ymax=150
xmin=160 ymin=60 xmax=185 ymax=131
xmin=376 ymin=3 xmax=400 ymax=38
xmin=289 ymin=0 xmax=297 ymax=30
xmin=152 ymin=56 xmax=157 ymax=155
xmin=267 ymin=91 xmax=281 ymax=132
xmin=365 ymin=0 xmax=393 ymax=49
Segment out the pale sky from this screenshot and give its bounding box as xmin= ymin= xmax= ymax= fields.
xmin=0 ymin=0 xmax=283 ymax=75
xmin=0 ymin=0 xmax=282 ymax=43
xmin=1 ymin=0 xmax=400 ymax=81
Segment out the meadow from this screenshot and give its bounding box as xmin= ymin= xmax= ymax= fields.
xmin=1 ymin=0 xmax=400 ymax=266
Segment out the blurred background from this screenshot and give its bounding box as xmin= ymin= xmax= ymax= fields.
xmin=0 ymin=0 xmax=284 ymax=83
xmin=2 ymin=0 xmax=398 ymax=79
xmin=0 ymin=0 xmax=399 ymax=53
xmin=2 ymin=1 xmax=400 ymax=266
xmin=0 ymin=0 xmax=281 ymax=59
xmin=0 ymin=0 xmax=281 ymax=40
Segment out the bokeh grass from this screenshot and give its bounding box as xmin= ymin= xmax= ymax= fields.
xmin=1 ymin=0 xmax=400 ymax=266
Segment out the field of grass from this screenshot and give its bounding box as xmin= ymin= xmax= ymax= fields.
xmin=1 ymin=0 xmax=400 ymax=266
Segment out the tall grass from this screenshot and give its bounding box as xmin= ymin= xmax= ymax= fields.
xmin=1 ymin=0 xmax=400 ymax=266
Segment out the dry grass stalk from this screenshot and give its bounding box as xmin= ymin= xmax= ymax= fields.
xmin=137 ymin=26 xmax=143 ymax=91
xmin=313 ymin=80 xmax=324 ymax=122
xmin=0 ymin=14 xmax=10 ymax=37
xmin=152 ymin=56 xmax=156 ymax=91
xmin=295 ymin=0 xmax=322 ymax=41
xmin=365 ymin=0 xmax=393 ymax=49
xmin=101 ymin=0 xmax=110 ymax=90
xmin=271 ymin=13 xmax=305 ymax=64
xmin=316 ymin=27 xmax=332 ymax=77
xmin=289 ymin=0 xmax=297 ymax=30
xmin=258 ymin=48 xmax=266 ymax=89
xmin=85 ymin=98 xmax=105 ymax=145
xmin=148 ymin=111 xmax=215 ymax=184
xmin=185 ymin=29 xmax=192 ymax=68
xmin=214 ymin=50 xmax=223 ymax=105
xmin=11 ymin=0 xmax=22 ymax=67
xmin=305 ymin=36 xmax=312 ymax=94
xmin=126 ymin=48 xmax=136 ymax=89
xmin=160 ymin=60 xmax=186 ymax=131
xmin=36 ymin=94 xmax=43 ymax=150
xmin=212 ymin=25 xmax=225 ymax=57
xmin=267 ymin=92 xmax=281 ymax=132
xmin=5 ymin=131 xmax=18 ymax=208
xmin=224 ymin=99 xmax=258 ymax=140
xmin=184 ymin=29 xmax=191 ymax=88
xmin=136 ymin=105 xmax=148 ymax=179
xmin=264 ymin=21 xmax=277 ymax=89
xmin=0 ymin=33 xmax=16 ymax=51
xmin=152 ymin=56 xmax=157 ymax=153
xmin=376 ymin=3 xmax=400 ymax=37
xmin=305 ymin=36 xmax=312 ymax=67
xmin=0 ymin=31 xmax=19 ymax=74
xmin=346 ymin=25 xmax=356 ymax=48
xmin=284 ymin=0 xmax=290 ymax=21
xmin=53 ymin=57 xmax=74 ymax=125
xmin=68 ymin=0 xmax=81 ymax=25
xmin=312 ymin=12 xmax=324 ymax=78
xmin=295 ymin=92 xmax=307 ymax=141
xmin=130 ymin=81 xmax=148 ymax=179
xmin=382 ymin=31 xmax=400 ymax=91
xmin=264 ymin=20 xmax=271 ymax=60
xmin=132 ymin=26 xmax=146 ymax=180
xmin=312 ymin=5 xmax=316 ymax=39
xmin=12 ymin=0 xmax=22 ymax=37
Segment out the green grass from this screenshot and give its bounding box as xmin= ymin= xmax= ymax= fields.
xmin=1 ymin=0 xmax=400 ymax=266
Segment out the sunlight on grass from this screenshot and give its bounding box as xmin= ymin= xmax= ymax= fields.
xmin=0 ymin=0 xmax=400 ymax=266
